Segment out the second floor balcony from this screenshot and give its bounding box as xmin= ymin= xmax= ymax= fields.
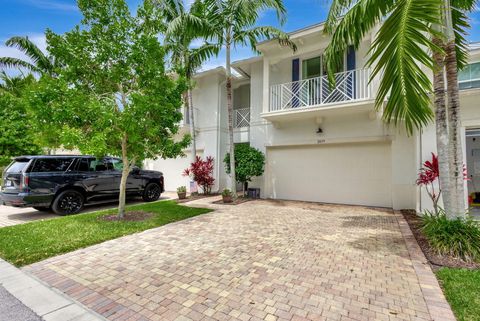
xmin=269 ymin=68 xmax=372 ymax=113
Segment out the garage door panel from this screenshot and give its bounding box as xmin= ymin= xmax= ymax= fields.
xmin=267 ymin=143 xmax=392 ymax=207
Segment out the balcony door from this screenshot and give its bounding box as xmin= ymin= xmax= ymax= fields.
xmin=301 ymin=55 xmax=346 ymax=105
xmin=301 ymin=56 xmax=322 ymax=106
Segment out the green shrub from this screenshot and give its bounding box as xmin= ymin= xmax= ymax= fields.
xmin=421 ymin=211 xmax=480 ymax=263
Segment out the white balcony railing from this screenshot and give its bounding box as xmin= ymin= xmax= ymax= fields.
xmin=269 ymin=68 xmax=372 ymax=112
xmin=234 ymin=108 xmax=250 ymax=128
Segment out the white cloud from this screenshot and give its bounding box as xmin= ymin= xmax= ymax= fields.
xmin=24 ymin=0 xmax=78 ymax=12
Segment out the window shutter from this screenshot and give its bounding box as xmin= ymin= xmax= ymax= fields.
xmin=292 ymin=59 xmax=299 ymax=107
xmin=346 ymin=46 xmax=356 ymax=98
xmin=347 ymin=45 xmax=356 ymax=71
xmin=292 ymin=58 xmax=300 ymax=81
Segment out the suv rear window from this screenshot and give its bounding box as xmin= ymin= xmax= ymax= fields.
xmin=6 ymin=160 xmax=30 ymax=173
xmin=30 ymin=158 xmax=75 ymax=173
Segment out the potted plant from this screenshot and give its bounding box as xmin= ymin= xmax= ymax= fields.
xmin=177 ymin=186 xmax=187 ymax=200
xmin=222 ymin=188 xmax=233 ymax=203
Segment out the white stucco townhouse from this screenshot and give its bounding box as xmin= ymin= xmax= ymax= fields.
xmin=145 ymin=21 xmax=480 ymax=214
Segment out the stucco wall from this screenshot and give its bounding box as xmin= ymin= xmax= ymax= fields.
xmin=145 ymin=72 xmax=228 ymax=193
xmin=418 ymin=90 xmax=480 ymax=213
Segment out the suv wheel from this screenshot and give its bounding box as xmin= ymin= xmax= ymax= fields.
xmin=142 ymin=183 xmax=161 ymax=202
xmin=52 ymin=190 xmax=84 ymax=215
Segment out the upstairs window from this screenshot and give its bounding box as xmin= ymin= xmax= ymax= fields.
xmin=301 ymin=55 xmax=345 ymax=80
xmin=459 ymin=62 xmax=480 ymax=89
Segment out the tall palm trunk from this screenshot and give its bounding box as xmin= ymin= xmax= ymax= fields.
xmin=441 ymin=0 xmax=466 ymax=218
xmin=187 ymin=82 xmax=196 ymax=162
xmin=445 ymin=40 xmax=466 ymax=218
xmin=432 ymin=37 xmax=453 ymax=216
xmin=225 ymin=38 xmax=237 ymax=198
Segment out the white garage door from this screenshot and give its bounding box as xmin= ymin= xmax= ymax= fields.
xmin=267 ymin=142 xmax=392 ymax=207
xmin=145 ymin=151 xmax=202 ymax=192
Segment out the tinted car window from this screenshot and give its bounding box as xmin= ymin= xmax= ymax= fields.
xmin=31 ymin=158 xmax=75 ymax=173
xmin=110 ymin=159 xmax=123 ymax=171
xmin=90 ymin=159 xmax=114 ymax=172
xmin=6 ymin=160 xmax=30 ymax=173
xmin=77 ymin=158 xmax=92 ymax=171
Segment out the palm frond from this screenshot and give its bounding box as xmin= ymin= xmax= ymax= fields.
xmin=188 ymin=43 xmax=221 ymax=74
xmin=368 ymin=0 xmax=441 ymax=134
xmin=324 ymin=0 xmax=395 ymax=83
xmin=5 ymin=36 xmax=53 ymax=73
xmin=451 ymin=0 xmax=478 ymax=69
xmin=325 ymin=0 xmax=357 ymax=33
xmin=234 ymin=26 xmax=296 ymax=53
xmin=0 ymin=57 xmax=39 ymax=73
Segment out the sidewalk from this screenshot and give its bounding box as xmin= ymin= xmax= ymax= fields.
xmin=0 ymin=259 xmax=106 ymax=321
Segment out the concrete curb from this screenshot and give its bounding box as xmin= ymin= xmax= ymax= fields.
xmin=394 ymin=211 xmax=457 ymax=321
xmin=0 ymin=259 xmax=106 ymax=321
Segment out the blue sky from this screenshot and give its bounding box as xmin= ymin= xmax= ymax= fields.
xmin=1 ymin=0 xmax=480 ymax=72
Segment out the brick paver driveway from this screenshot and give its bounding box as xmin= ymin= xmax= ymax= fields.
xmin=0 ymin=192 xmax=177 ymax=227
xmin=25 ymin=200 xmax=452 ymax=321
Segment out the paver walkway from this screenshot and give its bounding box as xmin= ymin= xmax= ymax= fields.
xmin=25 ymin=199 xmax=454 ymax=321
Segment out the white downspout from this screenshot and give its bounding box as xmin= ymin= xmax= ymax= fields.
xmin=217 ymin=77 xmax=227 ymax=193
xmin=417 ymin=129 xmax=423 ymax=214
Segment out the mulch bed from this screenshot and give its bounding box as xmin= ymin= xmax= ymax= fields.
xmin=213 ymin=197 xmax=254 ymax=205
xmin=401 ymin=210 xmax=480 ymax=270
xmin=100 ymin=211 xmax=153 ymax=222
xmin=175 ymin=194 xmax=219 ymax=204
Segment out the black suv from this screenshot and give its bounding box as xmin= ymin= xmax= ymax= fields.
xmin=0 ymin=155 xmax=164 ymax=215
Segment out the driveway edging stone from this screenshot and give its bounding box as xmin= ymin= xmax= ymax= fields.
xmin=393 ymin=210 xmax=457 ymax=321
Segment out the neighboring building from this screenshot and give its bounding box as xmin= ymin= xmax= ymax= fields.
xmin=145 ymin=22 xmax=480 ymax=213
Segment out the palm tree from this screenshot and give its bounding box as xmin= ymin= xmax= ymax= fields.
xmin=324 ymin=0 xmax=476 ymax=218
xmin=0 ymin=36 xmax=55 ymax=75
xmin=0 ymin=71 xmax=35 ymax=96
xmin=158 ymin=0 xmax=220 ymax=162
xmin=198 ymin=0 xmax=296 ymax=198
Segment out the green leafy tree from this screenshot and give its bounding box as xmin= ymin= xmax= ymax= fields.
xmin=192 ymin=0 xmax=295 ymax=199
xmin=27 ymin=0 xmax=189 ymax=218
xmin=224 ymin=144 xmax=265 ymax=195
xmin=0 ymin=95 xmax=42 ymax=168
xmin=0 ymin=72 xmax=42 ymax=169
xmin=0 ymin=36 xmax=55 ymax=75
xmin=324 ymin=0 xmax=476 ymax=218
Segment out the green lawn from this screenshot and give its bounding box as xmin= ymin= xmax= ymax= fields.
xmin=0 ymin=201 xmax=212 ymax=267
xmin=436 ymin=268 xmax=480 ymax=321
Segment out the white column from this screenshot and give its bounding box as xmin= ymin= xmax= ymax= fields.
xmin=262 ymin=58 xmax=270 ymax=113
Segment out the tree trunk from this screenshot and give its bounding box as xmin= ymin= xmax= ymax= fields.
xmin=226 ymin=40 xmax=237 ymax=199
xmin=432 ymin=37 xmax=453 ymax=217
xmin=187 ymin=85 xmax=196 ymax=163
xmin=445 ymin=40 xmax=466 ymax=218
xmin=118 ymin=134 xmax=129 ymax=219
